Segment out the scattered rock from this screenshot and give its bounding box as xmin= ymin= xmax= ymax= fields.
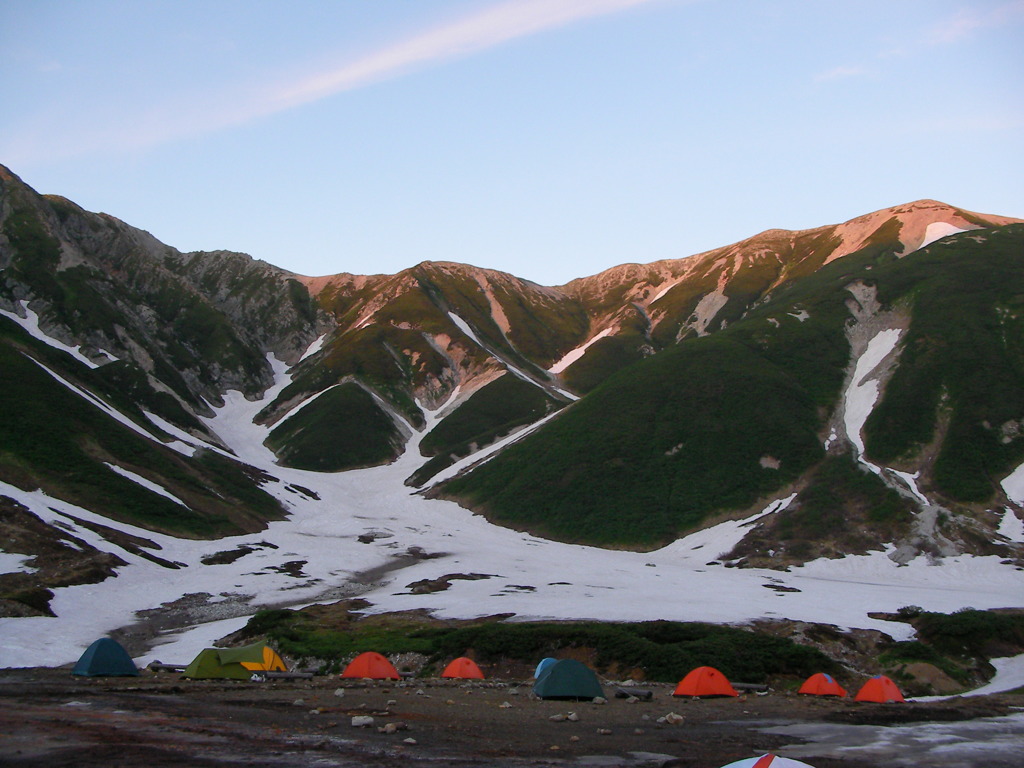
xmin=597 ymin=728 xmax=612 ymax=735
xmin=351 ymin=716 xmax=375 ymax=728
xmin=592 ymin=697 xmax=607 ymax=705
xmin=333 ymin=688 xmax=345 ymax=698
xmin=566 ymin=712 xmax=579 ymax=722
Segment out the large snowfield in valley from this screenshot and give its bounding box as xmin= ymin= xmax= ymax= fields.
xmin=2 ymin=321 xmax=1024 ymax=699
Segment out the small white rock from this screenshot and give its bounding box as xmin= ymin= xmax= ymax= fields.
xmin=351 ymin=715 xmax=375 ymax=728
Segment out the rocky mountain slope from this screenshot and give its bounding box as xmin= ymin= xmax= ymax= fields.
xmin=2 ymin=161 xmax=1023 ymax=624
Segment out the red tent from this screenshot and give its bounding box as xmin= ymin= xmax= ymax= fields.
xmin=340 ymin=651 xmax=400 ymax=680
xmin=854 ymin=675 xmax=904 ymax=703
xmin=798 ymin=672 xmax=847 ymax=697
xmin=672 ymin=666 xmax=739 ymax=698
xmin=441 ymin=656 xmax=485 ymax=679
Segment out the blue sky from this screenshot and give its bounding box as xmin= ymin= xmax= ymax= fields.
xmin=2 ymin=0 xmax=1022 ymax=285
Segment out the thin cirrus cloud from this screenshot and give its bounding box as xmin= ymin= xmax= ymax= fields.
xmin=924 ymin=0 xmax=1024 ymax=45
xmin=6 ymin=0 xmax=666 ymax=166
xmin=814 ymin=1 xmax=1024 ymax=83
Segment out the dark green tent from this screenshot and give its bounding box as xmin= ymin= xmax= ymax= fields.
xmin=532 ymin=659 xmax=604 ymax=700
xmin=183 ymin=648 xmax=253 ymax=680
xmin=72 ymin=638 xmax=139 ymax=677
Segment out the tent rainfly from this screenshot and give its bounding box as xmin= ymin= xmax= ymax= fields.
xmin=797 ymin=672 xmax=847 ymax=698
xmin=441 ymin=657 xmax=485 ymax=679
xmin=672 ymin=666 xmax=739 ymax=698
xmin=719 ymin=754 xmax=818 ymax=767
xmin=534 ymin=657 xmax=556 ymax=679
xmin=533 ymin=659 xmax=604 ymax=701
xmin=183 ymin=642 xmax=286 ymax=680
xmin=854 ymin=675 xmax=905 ymax=703
xmin=340 ymin=651 xmax=401 ymax=680
xmin=73 ymin=638 xmax=139 ymax=677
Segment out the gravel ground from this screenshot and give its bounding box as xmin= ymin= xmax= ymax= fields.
xmin=1 ymin=667 xmax=1019 ymax=767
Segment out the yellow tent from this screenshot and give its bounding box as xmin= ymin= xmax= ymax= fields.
xmin=230 ymin=643 xmax=287 ymax=672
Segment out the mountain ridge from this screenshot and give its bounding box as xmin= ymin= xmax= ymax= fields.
xmin=1 ymin=160 xmax=1022 ymax=577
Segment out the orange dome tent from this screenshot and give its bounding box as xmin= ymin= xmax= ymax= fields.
xmin=854 ymin=675 xmax=904 ymax=703
xmin=798 ymin=672 xmax=847 ymax=698
xmin=340 ymin=651 xmax=400 ymax=680
xmin=672 ymin=666 xmax=739 ymax=698
xmin=441 ymin=656 xmax=485 ymax=679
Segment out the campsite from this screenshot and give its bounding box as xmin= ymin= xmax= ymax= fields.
xmin=2 ymin=649 xmax=1023 ymax=767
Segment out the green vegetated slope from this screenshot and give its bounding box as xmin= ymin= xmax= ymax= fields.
xmin=266 ymin=324 xmax=433 ymax=431
xmin=444 ymin=332 xmax=829 ymax=547
xmin=408 ymin=373 xmax=566 ymax=486
xmin=0 ymin=321 xmax=285 ymax=537
xmin=265 ymin=382 xmax=405 ymax=471
xmin=444 ymin=225 xmax=1024 ymax=548
xmin=863 ymin=224 xmax=1024 ymax=500
xmin=560 ymin=312 xmax=651 ymax=394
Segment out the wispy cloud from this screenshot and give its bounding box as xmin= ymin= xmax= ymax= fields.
xmin=270 ymin=0 xmax=662 ymax=111
xmin=3 ymin=0 xmax=666 ymax=165
xmin=925 ymin=0 xmax=1024 ymax=45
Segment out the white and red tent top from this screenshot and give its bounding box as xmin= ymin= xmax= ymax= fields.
xmin=720 ymin=755 xmax=816 ymax=768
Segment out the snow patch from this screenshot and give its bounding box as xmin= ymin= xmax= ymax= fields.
xmin=915 ymin=222 xmax=968 ymax=252
xmin=844 ymin=328 xmax=902 ymax=462
xmin=104 ymin=463 xmax=190 ymax=508
xmin=998 ymin=508 xmax=1024 ymax=543
xmin=299 ymin=333 xmax=327 ymax=362
xmin=1001 ymin=460 xmax=1024 ymax=505
xmin=549 ymin=328 xmax=614 ymax=374
xmin=0 ymin=301 xmax=109 ymax=369
xmin=0 ymin=552 xmax=37 ymax=575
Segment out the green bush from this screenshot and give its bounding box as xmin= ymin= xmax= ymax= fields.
xmin=266 ymin=382 xmax=402 ymax=470
xmin=915 ymin=609 xmax=1024 ymax=657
